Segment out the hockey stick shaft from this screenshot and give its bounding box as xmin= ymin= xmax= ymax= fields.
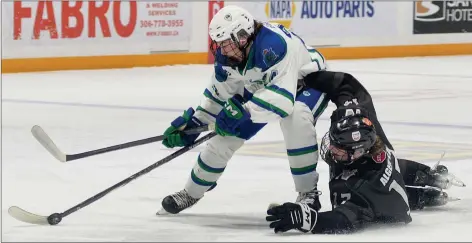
xmin=65 ymin=124 xmax=214 ymax=161
xmin=32 ymin=124 xmax=215 ymax=162
xmin=63 ymin=132 xmax=217 ymax=222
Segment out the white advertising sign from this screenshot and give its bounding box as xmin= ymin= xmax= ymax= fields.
xmin=2 ymin=1 xmax=193 ymax=57
xmin=232 ymin=0 xmax=398 ymax=39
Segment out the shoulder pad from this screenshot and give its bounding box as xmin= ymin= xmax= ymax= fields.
xmin=253 ymin=26 xmax=287 ymax=72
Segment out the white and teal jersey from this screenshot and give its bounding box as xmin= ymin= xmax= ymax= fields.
xmin=195 ymin=22 xmax=327 ymax=124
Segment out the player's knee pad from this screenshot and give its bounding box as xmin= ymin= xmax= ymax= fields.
xmin=280 ymin=101 xmax=317 ymax=145
xmin=200 ymin=135 xmax=245 ymax=168
xmin=280 ymin=102 xmax=319 ymax=161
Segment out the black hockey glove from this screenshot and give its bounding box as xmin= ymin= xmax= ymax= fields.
xmin=266 ymin=202 xmax=317 ymax=233
xmin=331 ymin=100 xmax=369 ymax=121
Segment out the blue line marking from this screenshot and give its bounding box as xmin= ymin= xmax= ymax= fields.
xmin=3 ymin=98 xmax=472 ymax=130
xmin=2 ymin=99 xmax=178 ymax=112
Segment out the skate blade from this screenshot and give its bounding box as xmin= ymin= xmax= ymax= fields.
xmin=449 ymin=175 xmax=466 ymax=187
xmin=156 ymin=208 xmax=171 ymax=216
xmin=431 ymin=152 xmax=466 ymax=188
xmin=447 ymin=197 xmax=461 ymax=202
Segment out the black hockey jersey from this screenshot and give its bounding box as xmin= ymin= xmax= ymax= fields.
xmin=302 ymin=71 xmax=412 ymax=223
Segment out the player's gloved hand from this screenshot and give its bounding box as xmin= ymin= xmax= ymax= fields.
xmin=266 ymin=202 xmax=317 ymax=233
xmin=331 ymin=101 xmax=369 ymax=124
xmin=215 ymin=95 xmax=250 ymax=137
xmin=162 ymin=108 xmax=204 ymax=148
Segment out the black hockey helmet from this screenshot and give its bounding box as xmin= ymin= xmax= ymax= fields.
xmin=326 ymin=106 xmax=377 ymax=164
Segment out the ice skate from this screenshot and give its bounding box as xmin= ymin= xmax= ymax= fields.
xmin=267 ymin=188 xmax=322 ymax=212
xmin=414 ymin=164 xmax=466 ymax=190
xmin=296 ymin=187 xmax=322 ymax=211
xmin=430 ymin=153 xmax=466 ymax=189
xmin=157 ymin=189 xmax=201 ymax=215
xmin=430 ymin=164 xmax=466 ymax=189
xmin=423 ymin=188 xmax=459 ymax=207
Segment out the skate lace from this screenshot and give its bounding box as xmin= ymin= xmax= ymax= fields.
xmin=172 ymin=190 xmax=198 ymax=209
xmin=296 ymin=189 xmax=322 ymax=204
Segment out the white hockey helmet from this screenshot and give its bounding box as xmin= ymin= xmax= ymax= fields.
xmin=209 ymin=5 xmax=255 ymax=47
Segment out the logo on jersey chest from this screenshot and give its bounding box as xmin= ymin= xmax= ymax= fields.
xmin=341 ymin=169 xmax=358 ymax=180
xmin=262 ymin=48 xmax=279 ymax=67
xmin=335 ymin=169 xmax=358 ymax=181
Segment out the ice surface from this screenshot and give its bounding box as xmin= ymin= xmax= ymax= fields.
xmin=2 ymin=56 xmax=472 ymax=242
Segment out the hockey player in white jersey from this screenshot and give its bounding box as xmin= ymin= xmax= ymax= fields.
xmin=158 ymin=5 xmax=328 ymax=215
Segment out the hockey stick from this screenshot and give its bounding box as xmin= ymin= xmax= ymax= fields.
xmin=32 ymin=124 xmax=215 ymax=162
xmin=8 ymin=131 xmax=217 ymax=226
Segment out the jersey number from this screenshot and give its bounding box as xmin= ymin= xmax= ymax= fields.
xmin=277 ymin=24 xmax=291 ymax=38
xmin=332 ymin=192 xmax=351 ymax=208
xmin=276 ymin=24 xmax=305 ymax=44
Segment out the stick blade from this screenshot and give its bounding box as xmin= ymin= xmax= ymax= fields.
xmin=8 ymin=206 xmax=50 ymax=225
xmin=31 ymin=125 xmax=67 ymax=162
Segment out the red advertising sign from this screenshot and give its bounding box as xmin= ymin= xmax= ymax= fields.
xmin=10 ymin=1 xmax=190 ymax=42
xmin=208 ymin=1 xmax=224 ymax=64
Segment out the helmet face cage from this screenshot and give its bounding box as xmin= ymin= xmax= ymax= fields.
xmin=320 ymin=132 xmax=332 ymax=162
xmin=321 ymin=133 xmax=366 ymax=165
xmin=210 ymin=26 xmax=253 ymax=67
xmin=325 ymin=115 xmax=377 ymax=165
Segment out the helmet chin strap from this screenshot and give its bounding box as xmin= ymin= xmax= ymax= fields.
xmin=228 ymin=40 xmax=253 ymax=68
xmin=225 ymin=48 xmax=246 ymax=67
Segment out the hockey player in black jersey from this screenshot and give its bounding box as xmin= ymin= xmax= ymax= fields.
xmin=265 ymin=71 xmax=466 ymax=234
